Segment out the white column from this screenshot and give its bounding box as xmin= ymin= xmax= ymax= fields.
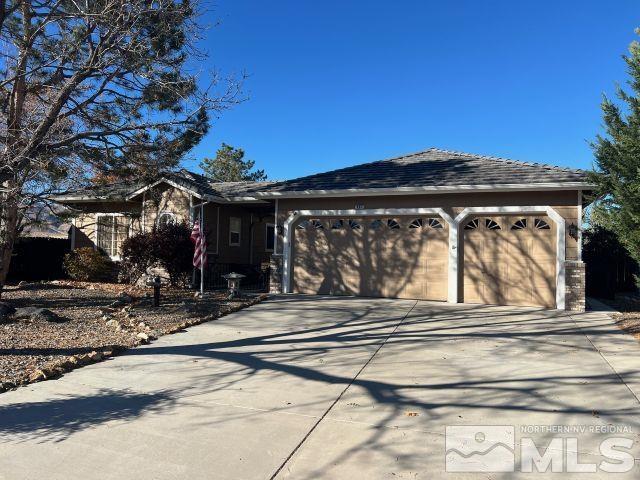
xmin=448 ymin=223 xmax=459 ymax=303
xmin=274 ymin=198 xmax=279 ymax=254
xmin=282 ymin=211 xmax=300 ymax=294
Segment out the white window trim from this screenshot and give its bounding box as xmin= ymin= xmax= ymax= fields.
xmin=95 ymin=213 xmax=130 ymax=261
xmin=229 ymin=216 xmax=241 ymax=247
xmin=265 ymin=223 xmax=275 ymax=252
xmin=281 ymin=205 xmax=567 ymax=310
xmin=156 ymin=211 xmax=177 ymax=227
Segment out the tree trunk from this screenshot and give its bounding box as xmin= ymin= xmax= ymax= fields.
xmin=0 ymin=198 xmax=19 ymax=298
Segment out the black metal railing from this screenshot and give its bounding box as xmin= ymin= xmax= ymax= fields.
xmin=205 ymin=262 xmax=270 ymax=292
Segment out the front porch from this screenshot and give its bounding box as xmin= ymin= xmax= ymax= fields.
xmin=192 ymin=201 xmax=275 ymax=293
xmin=200 ymin=260 xmax=271 ymax=292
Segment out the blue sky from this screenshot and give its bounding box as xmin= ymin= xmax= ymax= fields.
xmin=182 ymin=0 xmax=639 ymax=180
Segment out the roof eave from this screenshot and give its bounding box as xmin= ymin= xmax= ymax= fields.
xmin=50 ymin=195 xmax=131 ymax=203
xmin=216 ymin=196 xmax=271 ymax=204
xmin=253 ymin=182 xmax=595 ymax=198
xmin=125 ymin=177 xmax=205 ymax=201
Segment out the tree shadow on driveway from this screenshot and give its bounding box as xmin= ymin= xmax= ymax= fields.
xmin=1 ymin=296 xmax=639 ymax=476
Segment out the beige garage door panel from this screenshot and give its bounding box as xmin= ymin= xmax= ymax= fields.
xmin=293 ymin=217 xmax=448 ymax=301
xmin=463 ymin=215 xmax=557 ymax=308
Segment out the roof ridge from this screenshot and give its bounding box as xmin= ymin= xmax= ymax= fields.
xmin=425 ymin=147 xmax=586 ymax=173
xmin=177 ymin=168 xmax=274 ymax=186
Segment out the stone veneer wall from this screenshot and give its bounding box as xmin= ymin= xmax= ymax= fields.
xmin=565 ymin=260 xmax=586 ymax=312
xmin=269 ymin=254 xmax=283 ymax=294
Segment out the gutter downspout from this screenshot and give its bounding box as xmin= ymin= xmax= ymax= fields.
xmin=142 ymin=191 xmax=146 ymax=232
xmin=274 ymin=199 xmax=279 ymax=254
xmin=577 ymin=190 xmax=583 ymax=261
xmin=189 ymin=195 xmax=195 ymax=287
xmin=71 ymin=218 xmax=76 ymax=250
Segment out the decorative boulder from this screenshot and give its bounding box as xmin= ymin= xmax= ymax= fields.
xmin=117 ymin=292 xmax=134 ymax=304
xmin=0 ymin=301 xmax=16 ymax=323
xmin=14 ymin=307 xmax=66 ymax=323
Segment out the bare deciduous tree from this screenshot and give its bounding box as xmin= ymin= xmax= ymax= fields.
xmin=0 ymin=0 xmax=240 ymax=294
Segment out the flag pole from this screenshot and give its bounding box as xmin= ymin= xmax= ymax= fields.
xmin=200 ymin=203 xmax=204 ymax=297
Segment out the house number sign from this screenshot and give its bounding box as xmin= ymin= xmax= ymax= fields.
xmin=355 ymin=204 xmax=365 ymax=210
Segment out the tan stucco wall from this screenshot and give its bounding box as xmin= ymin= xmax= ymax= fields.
xmin=69 ymin=185 xmax=274 ymax=266
xmin=71 ymin=201 xmax=142 ymax=249
xmin=141 ymin=184 xmax=191 ymax=232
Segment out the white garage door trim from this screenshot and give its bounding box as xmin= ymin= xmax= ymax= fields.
xmin=452 ymin=206 xmax=566 ymax=310
xmin=281 ymin=205 xmax=566 ymax=310
xmin=282 ymin=208 xmax=455 ymax=295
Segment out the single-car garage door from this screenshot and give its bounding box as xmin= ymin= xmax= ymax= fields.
xmin=462 ymin=215 xmax=557 ymax=308
xmin=293 ymin=217 xmax=448 ymax=300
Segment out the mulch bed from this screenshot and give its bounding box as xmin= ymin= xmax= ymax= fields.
xmin=600 ymin=293 xmax=640 ymax=341
xmin=0 ymin=280 xmax=267 ymax=394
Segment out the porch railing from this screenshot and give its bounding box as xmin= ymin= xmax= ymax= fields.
xmin=204 ymin=262 xmax=270 ymax=292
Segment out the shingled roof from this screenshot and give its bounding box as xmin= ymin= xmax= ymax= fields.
xmin=52 ymin=148 xmax=592 ymax=204
xmin=252 ymin=148 xmax=591 ymax=195
xmin=52 ymin=169 xmax=273 ymax=203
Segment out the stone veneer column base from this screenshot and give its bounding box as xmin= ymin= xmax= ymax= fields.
xmin=565 ymin=260 xmax=586 ymax=312
xmin=269 ymin=254 xmax=283 ymax=294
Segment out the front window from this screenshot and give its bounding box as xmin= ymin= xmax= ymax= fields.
xmin=157 ymin=212 xmax=176 ymax=228
xmin=266 ymin=223 xmax=275 ymax=251
xmin=229 ymin=217 xmax=241 ymax=246
xmin=96 ymin=215 xmax=129 ymax=258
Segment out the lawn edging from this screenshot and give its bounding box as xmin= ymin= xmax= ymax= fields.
xmin=0 ymin=293 xmax=269 ymax=394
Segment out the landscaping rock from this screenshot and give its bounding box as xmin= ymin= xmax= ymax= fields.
xmin=0 ymin=301 xmax=16 ymax=316
xmin=14 ymin=307 xmax=66 ymax=323
xmin=0 ymin=302 xmax=16 ymax=323
xmin=105 ymin=319 xmax=119 ymax=329
xmin=117 ymin=292 xmax=134 ymax=304
xmin=87 ymin=351 xmax=103 ymax=362
xmin=16 ymin=281 xmax=41 ymax=290
xmin=1 ymin=284 xmax=266 ymax=392
xmin=28 ymin=369 xmax=46 ymax=382
xmin=136 ymin=332 xmax=149 ymax=343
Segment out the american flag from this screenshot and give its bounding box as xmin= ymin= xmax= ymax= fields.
xmin=190 ymin=216 xmax=207 ymax=268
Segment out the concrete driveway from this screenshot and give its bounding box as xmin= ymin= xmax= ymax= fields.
xmin=1 ymin=296 xmax=639 ymax=479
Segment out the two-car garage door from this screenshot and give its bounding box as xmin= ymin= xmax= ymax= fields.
xmin=292 ymin=215 xmax=557 ymax=308
xmin=293 ymin=217 xmax=448 ymax=301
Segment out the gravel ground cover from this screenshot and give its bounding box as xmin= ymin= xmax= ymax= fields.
xmin=0 ymin=281 xmax=267 ymax=393
xmin=600 ymin=294 xmax=640 ymax=341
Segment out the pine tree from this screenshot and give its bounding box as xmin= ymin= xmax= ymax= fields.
xmin=200 ymin=143 xmax=267 ymax=182
xmin=0 ymin=0 xmax=241 ymax=294
xmin=590 ymin=31 xmax=640 ymax=269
